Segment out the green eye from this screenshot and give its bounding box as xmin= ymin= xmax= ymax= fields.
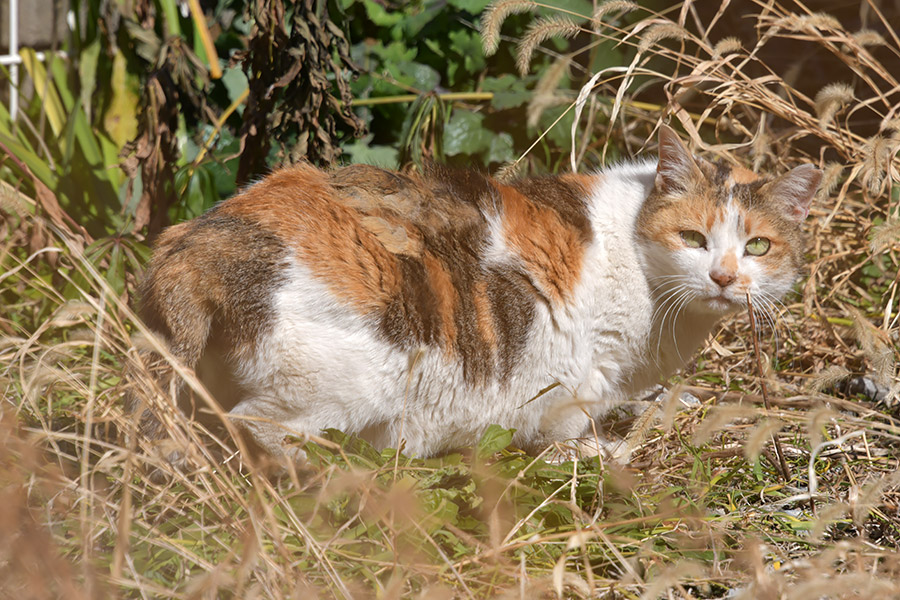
xmin=680 ymin=230 xmax=707 ymax=249
xmin=745 ymin=237 xmax=771 ymax=256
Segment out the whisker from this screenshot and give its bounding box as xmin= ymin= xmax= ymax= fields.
xmin=652 ymin=289 xmax=684 ymax=366
xmin=747 ymin=291 xmax=780 ymax=355
xmin=756 ymin=289 xmax=788 ymax=316
xmin=650 ymin=285 xmax=689 ymax=325
xmin=649 ymin=284 xmax=690 ymax=325
xmin=654 ymin=286 xmax=693 ymax=365
xmin=648 ymin=274 xmax=695 ymax=282
xmin=668 ymin=290 xmax=696 ymax=364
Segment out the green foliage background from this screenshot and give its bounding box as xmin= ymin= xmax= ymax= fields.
xmin=1 ymin=0 xmax=620 ymax=302
xmin=3 ymin=1 xmax=900 ymax=598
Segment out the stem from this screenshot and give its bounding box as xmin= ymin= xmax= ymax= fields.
xmin=351 ymin=92 xmax=494 ymax=107
xmin=191 ymin=87 xmax=249 ymax=171
xmin=187 ymin=0 xmax=221 ymax=79
xmin=745 ymin=291 xmax=794 ymax=485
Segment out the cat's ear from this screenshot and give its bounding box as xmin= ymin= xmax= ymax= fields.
xmin=656 ymin=125 xmax=702 ymax=193
xmin=761 ymin=164 xmax=823 ymax=221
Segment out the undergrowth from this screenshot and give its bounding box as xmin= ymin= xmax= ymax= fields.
xmin=3 ymin=0 xmax=900 ymax=598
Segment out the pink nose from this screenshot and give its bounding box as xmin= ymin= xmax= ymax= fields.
xmin=709 ymin=269 xmax=737 ymax=288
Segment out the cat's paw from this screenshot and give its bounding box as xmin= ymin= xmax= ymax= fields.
xmin=143 ymin=438 xmax=201 ymax=484
xmin=544 ymin=435 xmax=629 ymax=464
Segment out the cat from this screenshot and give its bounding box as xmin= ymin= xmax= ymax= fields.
xmin=132 ymin=125 xmax=821 ymax=464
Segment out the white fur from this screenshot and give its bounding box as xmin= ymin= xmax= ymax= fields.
xmin=225 ymin=159 xmax=788 ymax=460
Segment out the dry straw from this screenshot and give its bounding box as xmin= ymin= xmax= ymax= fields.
xmin=4 ymin=0 xmax=900 ymax=597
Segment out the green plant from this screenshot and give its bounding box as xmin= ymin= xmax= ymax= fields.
xmin=3 ymin=0 xmax=900 ymax=598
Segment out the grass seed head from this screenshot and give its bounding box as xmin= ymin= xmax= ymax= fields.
xmin=637 ymin=22 xmax=690 ymax=54
xmin=592 ymin=0 xmax=638 ymax=23
xmin=851 ymin=29 xmax=886 ymax=48
xmin=481 ymin=0 xmax=538 ymax=56
xmin=713 ymin=36 xmax=743 ymax=57
xmin=777 ymin=12 xmax=843 ymax=32
xmin=870 ymin=218 xmax=900 ymax=254
xmin=743 ymin=419 xmax=786 ymax=463
xmin=516 ymin=15 xmax=581 ymax=75
xmin=814 ymin=82 xmax=854 ymax=126
xmin=818 ymin=161 xmax=845 ymax=200
xmin=806 ymin=364 xmax=851 ymax=394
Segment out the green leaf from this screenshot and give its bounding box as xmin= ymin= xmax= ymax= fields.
xmin=369 ymin=42 xmax=440 ymax=93
xmin=172 ymin=164 xmax=220 ymax=222
xmin=157 ymin=0 xmax=183 ymax=36
xmin=343 ymin=135 xmax=399 ymax=168
xmin=363 ymin=1 xmax=404 ymax=27
xmin=542 ymin=105 xmax=575 ymax=151
xmin=107 ymin=240 xmax=125 ymax=296
xmin=399 ymin=2 xmax=445 ymax=37
xmin=423 ymin=39 xmax=446 ymax=58
xmin=589 ymin=39 xmax=625 ymax=73
xmin=487 ymin=132 xmax=515 ymax=164
xmin=103 ymin=49 xmax=140 ymax=148
xmin=372 ymin=41 xmax=417 ymax=65
xmin=443 ymin=111 xmax=492 ymax=156
xmin=537 ymin=0 xmax=592 ymax=20
xmin=20 ymin=48 xmax=66 ymax=139
xmin=393 ymin=61 xmax=441 ymax=93
xmin=447 ymin=0 xmax=492 ymax=13
xmin=0 ymin=132 xmax=58 ymax=189
xmin=419 ymin=489 xmax=461 ymax=531
xmin=78 ymin=39 xmax=101 ymax=122
xmin=221 ymin=67 xmax=249 ymax=112
xmin=448 ymin=30 xmax=486 ymax=78
xmin=483 ymin=75 xmax=531 ymax=110
xmin=477 ymin=424 xmax=514 ymax=458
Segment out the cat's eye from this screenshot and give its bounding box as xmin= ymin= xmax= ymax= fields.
xmin=745 ymin=237 xmax=771 ymax=256
xmin=680 ymin=230 xmax=707 ymax=249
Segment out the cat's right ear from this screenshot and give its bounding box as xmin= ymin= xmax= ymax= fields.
xmin=656 ymin=125 xmax=702 ymax=194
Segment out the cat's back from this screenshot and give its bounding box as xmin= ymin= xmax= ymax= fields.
xmin=141 ymin=161 xmax=612 ymax=388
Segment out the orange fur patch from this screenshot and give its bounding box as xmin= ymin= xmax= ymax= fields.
xmin=497 ymin=184 xmax=585 ymax=303
xmin=728 ymin=165 xmax=759 ymax=185
xmin=719 ymin=251 xmax=738 ymax=273
xmin=423 ymin=251 xmax=458 ymax=352
xmin=559 ymin=173 xmax=600 ymax=193
xmin=641 ymin=193 xmax=721 ymax=251
xmin=220 ymin=165 xmax=402 ymax=315
xmin=472 ymin=279 xmax=498 ymax=357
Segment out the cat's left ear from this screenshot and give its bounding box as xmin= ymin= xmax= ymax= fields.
xmin=761 ymin=164 xmax=823 ymax=221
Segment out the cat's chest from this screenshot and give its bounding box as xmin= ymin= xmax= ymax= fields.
xmin=540 ymin=227 xmax=655 ymax=397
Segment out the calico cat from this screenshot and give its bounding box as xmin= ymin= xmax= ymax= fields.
xmin=134 ymin=126 xmax=821 ymax=463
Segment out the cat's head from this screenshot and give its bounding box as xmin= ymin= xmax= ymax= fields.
xmin=637 ymin=125 xmax=822 ymax=317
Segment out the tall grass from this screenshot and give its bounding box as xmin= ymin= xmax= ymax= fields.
xmin=3 ymin=0 xmax=900 ymax=597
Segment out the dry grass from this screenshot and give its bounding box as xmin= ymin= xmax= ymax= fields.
xmin=3 ymin=0 xmax=900 ymax=597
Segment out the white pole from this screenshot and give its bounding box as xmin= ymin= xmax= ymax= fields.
xmin=9 ymin=0 xmax=18 ymax=122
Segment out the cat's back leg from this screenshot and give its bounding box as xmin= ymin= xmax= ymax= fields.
xmin=225 ymin=261 xmax=412 ymax=462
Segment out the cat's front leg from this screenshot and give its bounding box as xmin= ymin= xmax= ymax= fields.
xmin=227 ymin=398 xmax=313 ymax=470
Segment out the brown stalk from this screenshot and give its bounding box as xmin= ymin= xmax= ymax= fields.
xmin=745 ymin=291 xmax=793 ymax=485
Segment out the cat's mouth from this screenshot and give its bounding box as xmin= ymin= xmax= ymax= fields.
xmin=705 ymin=292 xmax=742 ymax=312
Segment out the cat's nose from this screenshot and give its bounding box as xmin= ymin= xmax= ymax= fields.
xmin=709 ymin=269 xmax=737 ymax=288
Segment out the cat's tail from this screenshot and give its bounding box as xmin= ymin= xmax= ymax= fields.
xmin=139 ymin=224 xmax=216 ymax=371
xmin=126 ymin=211 xmax=288 ymax=445
xmin=126 ymin=222 xmax=217 ymax=441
